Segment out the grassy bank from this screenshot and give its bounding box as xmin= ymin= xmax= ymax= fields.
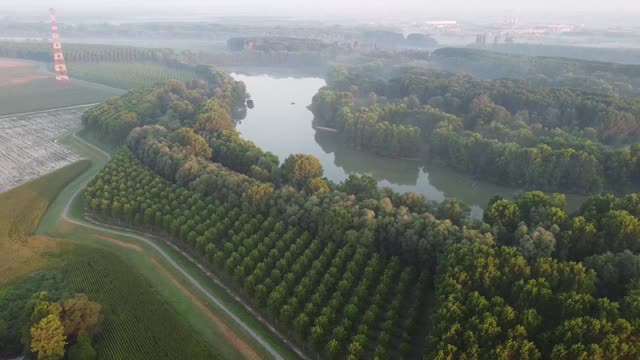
xmin=0 ymin=160 xmax=90 ymax=285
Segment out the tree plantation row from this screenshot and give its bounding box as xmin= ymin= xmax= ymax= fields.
xmin=81 ymin=74 xmax=640 ymax=358
xmin=310 ymin=65 xmax=640 ymax=194
xmin=67 ymin=63 xmax=200 ymax=90
xmin=85 ymin=150 xmax=430 ymax=358
xmin=0 ymin=41 xmax=182 ymax=65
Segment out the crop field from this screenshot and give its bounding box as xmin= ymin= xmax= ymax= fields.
xmin=65 ymin=247 xmax=221 ymax=360
xmin=0 ymin=106 xmax=92 ymax=193
xmin=0 ymin=58 xmax=122 ymax=115
xmin=67 ymin=62 xmax=200 ymax=89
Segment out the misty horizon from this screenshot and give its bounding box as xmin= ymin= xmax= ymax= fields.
xmin=2 ymin=0 xmax=640 ymax=25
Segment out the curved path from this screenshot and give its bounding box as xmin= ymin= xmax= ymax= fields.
xmin=62 ymin=133 xmax=308 ymax=360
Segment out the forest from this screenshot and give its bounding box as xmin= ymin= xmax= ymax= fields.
xmin=492 ymin=43 xmax=640 ymax=65
xmin=431 ymin=47 xmax=640 ymax=97
xmin=81 ymin=65 xmax=246 ymax=143
xmin=227 ymin=37 xmax=336 ymax=52
xmin=310 ymin=64 xmax=640 ymax=194
xmin=81 ymin=73 xmax=640 ymax=359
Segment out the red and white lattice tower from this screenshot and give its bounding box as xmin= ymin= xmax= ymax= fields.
xmin=49 ymin=8 xmax=70 ymax=84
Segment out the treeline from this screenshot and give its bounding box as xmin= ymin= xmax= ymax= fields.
xmin=383 ymin=68 xmax=640 ymax=145
xmin=358 ymin=30 xmax=438 ymax=49
xmin=83 ymin=79 xmax=640 ymax=358
xmin=196 ymin=50 xmax=332 ymax=73
xmin=81 ymin=66 xmax=246 ymax=143
xmin=228 ymin=37 xmax=333 ymax=52
xmin=66 ymin=63 xmax=200 ymax=90
xmin=0 ymin=41 xmax=182 ymax=65
xmin=311 ymin=65 xmax=640 ymax=193
xmin=431 ymin=47 xmax=640 ymax=97
xmin=493 ymin=43 xmax=640 ymax=66
xmin=227 ymin=32 xmax=437 ymax=53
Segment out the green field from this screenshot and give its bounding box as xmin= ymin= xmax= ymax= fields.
xmin=67 ymin=63 xmax=200 ymax=89
xmin=0 ymin=60 xmax=123 ymax=115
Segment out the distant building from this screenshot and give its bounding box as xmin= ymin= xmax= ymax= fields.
xmin=425 ymin=20 xmax=457 ymax=26
xmin=424 ymin=20 xmax=458 ymax=31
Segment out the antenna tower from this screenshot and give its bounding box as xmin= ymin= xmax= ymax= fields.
xmin=49 ymin=8 xmax=70 ymax=84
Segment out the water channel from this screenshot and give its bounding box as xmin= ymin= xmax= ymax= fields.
xmin=232 ymin=71 xmax=585 ymax=218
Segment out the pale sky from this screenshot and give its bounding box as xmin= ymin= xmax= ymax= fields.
xmin=2 ymin=0 xmax=639 ymax=18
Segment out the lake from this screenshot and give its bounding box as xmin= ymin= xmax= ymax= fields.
xmin=232 ymin=72 xmax=585 ymax=218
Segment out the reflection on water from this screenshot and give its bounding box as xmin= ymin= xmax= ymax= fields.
xmin=232 ymin=72 xmax=585 ymax=218
xmin=313 ymin=131 xmax=421 ymax=185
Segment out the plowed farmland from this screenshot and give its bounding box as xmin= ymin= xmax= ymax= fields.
xmin=0 ymin=107 xmax=89 ymax=193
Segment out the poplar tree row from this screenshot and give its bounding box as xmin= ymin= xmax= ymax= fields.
xmin=84 ymin=150 xmax=431 ymax=359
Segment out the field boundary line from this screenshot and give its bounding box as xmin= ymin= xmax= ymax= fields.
xmin=0 ymin=104 xmax=99 ymax=119
xmin=63 ymin=132 xmax=308 ymax=360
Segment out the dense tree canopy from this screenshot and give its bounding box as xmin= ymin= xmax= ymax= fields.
xmin=82 ymin=67 xmax=246 ymax=144
xmin=431 ymin=47 xmax=640 ymax=97
xmin=311 ymin=64 xmax=640 ymax=194
xmin=81 ymin=78 xmax=640 ymax=359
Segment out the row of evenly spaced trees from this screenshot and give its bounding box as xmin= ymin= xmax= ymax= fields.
xmin=84 ymin=150 xmax=431 ymax=359
xmin=0 ymin=41 xmax=182 ymax=64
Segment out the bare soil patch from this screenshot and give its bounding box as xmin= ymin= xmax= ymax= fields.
xmin=0 ymin=58 xmax=48 ymax=86
xmin=0 ymin=58 xmax=32 ymax=68
xmin=0 ymin=74 xmax=48 ymax=87
xmin=0 ymin=108 xmax=83 ymax=193
xmin=95 ymin=234 xmax=144 ymax=252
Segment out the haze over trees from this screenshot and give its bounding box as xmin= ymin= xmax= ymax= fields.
xmin=431 ymin=47 xmax=640 ymax=97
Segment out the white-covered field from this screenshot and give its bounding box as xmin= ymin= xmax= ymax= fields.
xmin=0 ymin=106 xmax=90 ymax=193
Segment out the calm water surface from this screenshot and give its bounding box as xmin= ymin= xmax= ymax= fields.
xmin=233 ymin=72 xmax=585 ymax=218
